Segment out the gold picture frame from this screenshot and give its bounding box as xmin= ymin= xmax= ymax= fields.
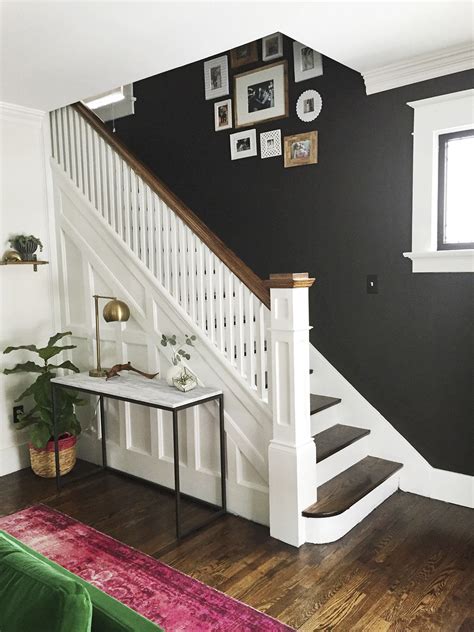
xmin=284 ymin=131 xmax=318 ymax=168
xmin=233 ymin=60 xmax=288 ymax=128
xmin=230 ymin=41 xmax=258 ymax=68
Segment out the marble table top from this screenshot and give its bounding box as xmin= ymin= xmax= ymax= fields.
xmin=51 ymin=372 xmax=222 ymax=409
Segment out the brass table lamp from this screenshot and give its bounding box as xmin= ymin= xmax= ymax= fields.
xmin=90 ymin=295 xmax=130 ymax=377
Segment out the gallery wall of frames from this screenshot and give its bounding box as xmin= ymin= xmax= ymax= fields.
xmin=109 ymin=37 xmax=473 ymax=476
xmin=205 ymin=34 xmax=322 ymax=167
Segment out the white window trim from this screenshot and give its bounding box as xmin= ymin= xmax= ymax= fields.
xmin=404 ymin=89 xmax=474 ymax=273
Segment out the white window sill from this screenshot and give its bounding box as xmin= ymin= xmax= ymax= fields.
xmin=403 ymin=249 xmax=474 ymax=272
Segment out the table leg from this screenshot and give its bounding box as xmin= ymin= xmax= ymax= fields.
xmin=172 ymin=409 xmax=181 ymax=539
xmin=52 ymin=383 xmax=61 ymax=490
xmin=218 ymin=394 xmax=227 ymax=512
xmin=99 ymin=395 xmax=107 ymax=469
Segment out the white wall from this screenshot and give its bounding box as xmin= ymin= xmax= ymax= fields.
xmin=0 ymin=103 xmax=57 ymax=475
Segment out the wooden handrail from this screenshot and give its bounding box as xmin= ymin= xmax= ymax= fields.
xmin=72 ymin=102 xmax=270 ymax=308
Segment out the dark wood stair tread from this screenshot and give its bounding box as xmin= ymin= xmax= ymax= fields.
xmin=310 ymin=394 xmax=341 ymax=415
xmin=303 ymin=456 xmax=403 ymax=518
xmin=314 ymin=424 xmax=370 ymax=462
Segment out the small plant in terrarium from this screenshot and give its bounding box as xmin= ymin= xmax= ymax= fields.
xmin=160 ymin=334 xmax=196 ymax=366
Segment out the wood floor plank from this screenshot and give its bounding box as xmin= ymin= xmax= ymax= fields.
xmin=0 ymin=463 xmax=472 ymax=631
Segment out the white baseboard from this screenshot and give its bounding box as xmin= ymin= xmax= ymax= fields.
xmin=0 ymin=442 xmax=29 ymax=476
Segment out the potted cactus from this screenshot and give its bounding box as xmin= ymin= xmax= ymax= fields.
xmin=3 ymin=331 xmax=84 ymax=478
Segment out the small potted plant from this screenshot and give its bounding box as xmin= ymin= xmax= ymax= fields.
xmin=3 ymin=332 xmax=84 ymax=478
xmin=161 ymin=333 xmax=197 ymax=387
xmin=8 ymin=234 xmax=43 ymax=261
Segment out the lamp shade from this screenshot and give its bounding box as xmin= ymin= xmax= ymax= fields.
xmin=103 ymin=299 xmax=130 ymax=323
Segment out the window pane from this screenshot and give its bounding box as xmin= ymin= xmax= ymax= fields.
xmin=443 ymin=134 xmax=474 ymax=244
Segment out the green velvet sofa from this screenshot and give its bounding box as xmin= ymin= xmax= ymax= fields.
xmin=0 ymin=531 xmax=162 ymax=632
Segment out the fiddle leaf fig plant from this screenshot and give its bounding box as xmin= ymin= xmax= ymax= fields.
xmin=3 ymin=331 xmax=84 ymax=449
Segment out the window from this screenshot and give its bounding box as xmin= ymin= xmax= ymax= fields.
xmin=438 ymin=129 xmax=474 ymax=250
xmin=83 ymin=84 xmax=135 ymax=123
xmin=404 ymin=89 xmax=474 ymax=273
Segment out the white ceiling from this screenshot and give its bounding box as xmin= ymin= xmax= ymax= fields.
xmin=0 ymin=1 xmax=472 ymax=111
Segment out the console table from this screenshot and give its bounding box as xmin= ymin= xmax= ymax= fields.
xmin=51 ymin=372 xmax=226 ymax=539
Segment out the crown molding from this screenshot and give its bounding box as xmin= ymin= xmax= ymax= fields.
xmin=363 ymin=43 xmax=474 ymax=95
xmin=0 ymin=101 xmax=46 ymax=126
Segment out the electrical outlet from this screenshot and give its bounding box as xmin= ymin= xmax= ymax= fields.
xmin=367 ymin=275 xmax=378 ymax=294
xmin=13 ymin=405 xmax=24 ymax=423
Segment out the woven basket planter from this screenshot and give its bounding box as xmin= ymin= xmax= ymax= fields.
xmin=29 ymin=434 xmax=77 ymax=478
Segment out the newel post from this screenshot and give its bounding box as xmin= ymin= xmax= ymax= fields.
xmin=265 ymin=273 xmax=316 ymax=547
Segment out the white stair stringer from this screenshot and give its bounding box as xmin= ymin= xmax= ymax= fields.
xmin=304 ymin=470 xmax=400 ymax=544
xmin=51 ymin=162 xmax=271 ymax=526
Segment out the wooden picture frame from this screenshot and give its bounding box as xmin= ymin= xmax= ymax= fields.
xmin=233 ymin=60 xmax=288 ymax=128
xmin=230 ymin=41 xmax=258 ymax=68
xmin=284 ymin=131 xmax=318 ymax=168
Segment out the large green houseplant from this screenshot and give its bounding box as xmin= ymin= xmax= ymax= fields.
xmin=3 ymin=332 xmax=84 ymax=476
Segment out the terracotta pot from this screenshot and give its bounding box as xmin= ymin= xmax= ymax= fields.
xmin=29 ymin=434 xmax=77 ymax=478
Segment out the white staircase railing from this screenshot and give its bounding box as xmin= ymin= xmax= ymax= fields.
xmin=50 ymin=105 xmax=270 ymax=404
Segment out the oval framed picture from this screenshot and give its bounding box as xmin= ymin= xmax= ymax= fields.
xmin=296 ymin=90 xmax=322 ymax=122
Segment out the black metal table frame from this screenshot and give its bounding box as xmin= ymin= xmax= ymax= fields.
xmin=51 ymin=382 xmax=226 ymax=540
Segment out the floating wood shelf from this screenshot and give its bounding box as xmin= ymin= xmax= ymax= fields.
xmin=0 ymin=260 xmax=49 ymax=272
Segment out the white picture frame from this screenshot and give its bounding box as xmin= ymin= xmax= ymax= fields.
xmin=214 ymin=99 xmax=232 ymax=131
xmin=296 ymin=90 xmax=322 ymax=122
xmin=234 ymin=61 xmax=288 ymax=128
xmin=204 ymin=55 xmax=229 ymax=100
xmin=293 ymin=42 xmax=323 ymax=82
xmin=230 ymin=129 xmax=257 ymax=160
xmin=260 ymin=129 xmax=282 ymax=159
xmin=262 ymin=33 xmax=283 ymax=62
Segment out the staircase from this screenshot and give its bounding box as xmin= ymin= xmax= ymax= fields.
xmin=303 ymin=395 xmax=403 ymax=542
xmin=48 ymin=102 xmax=404 ymax=547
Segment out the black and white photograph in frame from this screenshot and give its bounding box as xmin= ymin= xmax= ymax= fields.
xmin=230 ymin=129 xmax=257 ymax=160
xmin=204 ymin=55 xmax=229 ymax=100
xmin=260 ymin=129 xmax=282 ymax=159
xmin=262 ymin=33 xmax=283 ymax=62
xmin=293 ymin=41 xmax=323 ymax=82
xmin=234 ymin=61 xmax=288 ymax=128
xmin=214 ymin=99 xmax=232 ymax=131
xmin=296 ymin=90 xmax=322 ymax=122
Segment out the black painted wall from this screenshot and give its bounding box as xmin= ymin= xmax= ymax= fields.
xmin=110 ymin=37 xmax=474 ymax=475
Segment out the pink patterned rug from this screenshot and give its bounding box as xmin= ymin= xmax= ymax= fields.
xmin=0 ymin=505 xmax=293 ymax=631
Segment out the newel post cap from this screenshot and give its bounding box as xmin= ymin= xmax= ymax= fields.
xmin=264 ymin=272 xmax=316 ymax=289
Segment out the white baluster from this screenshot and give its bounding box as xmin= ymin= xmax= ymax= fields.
xmin=196 ymin=240 xmax=206 ymax=329
xmin=154 ymin=195 xmax=164 ymax=285
xmin=205 ymin=249 xmax=215 ymax=344
xmin=215 ymin=260 xmax=225 ymax=353
xmin=235 ymin=280 xmax=245 ymax=376
xmin=162 ymin=204 xmax=171 ymax=292
xmin=178 ymin=219 xmax=188 ymax=312
xmin=187 ymin=227 xmax=197 ymax=323
xmin=130 ymin=171 xmax=139 ymax=255
xmin=225 ymin=271 xmax=235 ymax=366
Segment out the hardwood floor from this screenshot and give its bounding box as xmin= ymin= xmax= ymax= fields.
xmin=1 ymin=463 xmax=473 ymax=631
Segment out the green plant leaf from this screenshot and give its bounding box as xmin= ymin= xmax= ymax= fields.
xmin=47 ymin=331 xmax=72 ymax=347
xmin=4 ymin=361 xmax=44 ymax=375
xmin=38 ymin=345 xmax=76 ymax=361
xmin=161 ymin=340 xmax=167 ymax=347
xmin=3 ymin=344 xmax=39 ymax=355
xmin=48 ymin=360 xmax=80 ymax=373
xmin=30 ymin=423 xmax=51 ymax=449
xmin=15 ymin=416 xmax=40 ymax=430
xmin=191 ymin=335 xmax=196 ymax=341
xmin=169 ymin=339 xmax=176 ymax=345
xmin=14 ymin=381 xmax=38 ymax=402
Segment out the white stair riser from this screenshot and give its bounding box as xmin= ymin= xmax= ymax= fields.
xmin=316 ymin=436 xmax=369 ymax=486
xmin=304 ymin=473 xmax=400 ymax=544
xmin=310 ymin=404 xmax=342 ymax=434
